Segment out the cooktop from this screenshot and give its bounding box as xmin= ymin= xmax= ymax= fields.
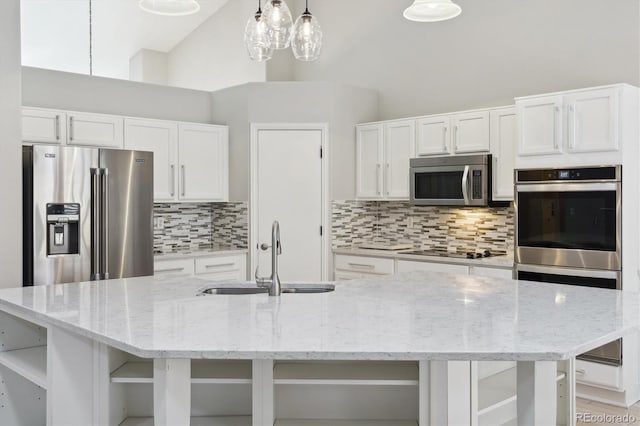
xmin=402 ymin=249 xmax=504 ymax=259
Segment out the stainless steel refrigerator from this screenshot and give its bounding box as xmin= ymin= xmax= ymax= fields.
xmin=23 ymin=145 xmax=154 ymax=286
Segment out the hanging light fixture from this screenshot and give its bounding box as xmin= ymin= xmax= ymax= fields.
xmin=290 ymin=0 xmax=322 ymax=62
xmin=139 ymin=0 xmax=200 ymax=16
xmin=261 ymin=0 xmax=294 ymax=49
xmin=244 ymin=0 xmax=274 ymax=62
xmin=403 ymin=0 xmax=462 ymax=22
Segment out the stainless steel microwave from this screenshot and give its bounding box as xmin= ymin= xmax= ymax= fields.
xmin=410 ymin=154 xmax=493 ymax=206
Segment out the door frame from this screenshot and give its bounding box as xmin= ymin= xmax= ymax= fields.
xmin=249 ymin=123 xmax=330 ymax=281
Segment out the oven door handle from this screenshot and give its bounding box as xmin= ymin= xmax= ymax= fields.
xmin=516 ymin=182 xmax=619 ymax=193
xmin=461 ymin=165 xmax=470 ymax=205
xmin=515 ymin=264 xmax=621 ymax=280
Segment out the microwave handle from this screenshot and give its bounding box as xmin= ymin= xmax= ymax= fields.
xmin=462 ymin=165 xmax=470 ymax=205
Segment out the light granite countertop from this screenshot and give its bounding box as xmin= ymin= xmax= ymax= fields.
xmin=154 ymin=245 xmax=248 ymax=260
xmin=333 ymin=247 xmax=515 ymax=269
xmin=0 ymin=272 xmax=636 ymax=361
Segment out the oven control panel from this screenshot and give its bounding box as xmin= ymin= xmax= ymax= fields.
xmin=517 ymin=166 xmax=619 ymax=182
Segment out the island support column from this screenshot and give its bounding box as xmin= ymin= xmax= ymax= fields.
xmin=517 ymin=361 xmax=557 ymax=426
xmin=154 ymin=358 xmax=191 ymax=425
xmin=253 ymin=360 xmax=275 ymax=426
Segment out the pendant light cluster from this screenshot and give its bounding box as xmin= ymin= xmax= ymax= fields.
xmin=244 ymin=0 xmax=322 ymax=63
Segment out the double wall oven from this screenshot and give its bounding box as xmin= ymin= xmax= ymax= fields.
xmin=515 ymin=165 xmax=622 ymax=366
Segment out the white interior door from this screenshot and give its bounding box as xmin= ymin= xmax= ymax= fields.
xmin=255 ymin=128 xmax=324 ymax=282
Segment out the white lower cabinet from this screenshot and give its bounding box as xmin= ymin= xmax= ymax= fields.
xmin=333 ymin=255 xmax=394 ymax=281
xmin=575 ymin=359 xmax=622 ymax=390
xmin=397 ymin=259 xmax=469 ymax=275
xmin=153 ymin=258 xmax=195 ymax=277
xmin=154 ymin=254 xmax=247 ymax=281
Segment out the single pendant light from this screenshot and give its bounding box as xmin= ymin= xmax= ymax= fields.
xmin=291 ymin=0 xmax=322 ymax=62
xmin=244 ymin=0 xmax=274 ymax=62
xmin=262 ymin=0 xmax=294 ymax=49
xmin=403 ymin=0 xmax=461 ymax=22
xmin=139 ymin=0 xmax=200 ymax=16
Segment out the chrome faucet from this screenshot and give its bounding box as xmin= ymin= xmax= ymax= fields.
xmin=255 ymin=221 xmax=282 ymax=296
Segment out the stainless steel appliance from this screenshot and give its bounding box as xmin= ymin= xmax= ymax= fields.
xmin=23 ymin=145 xmax=154 ymax=286
xmin=515 ymin=165 xmax=621 ymax=270
xmin=410 ymin=154 xmax=495 ymax=206
xmin=515 ymin=165 xmax=622 ymax=366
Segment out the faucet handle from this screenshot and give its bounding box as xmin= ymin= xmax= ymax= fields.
xmin=259 ymin=243 xmax=271 ymax=251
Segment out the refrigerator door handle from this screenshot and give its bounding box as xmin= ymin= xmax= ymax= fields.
xmin=90 ymin=168 xmax=101 ymax=280
xmin=101 ymin=168 xmax=110 ymax=280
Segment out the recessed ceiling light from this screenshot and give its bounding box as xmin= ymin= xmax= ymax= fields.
xmin=403 ymin=0 xmax=462 ymax=23
xmin=138 ymin=0 xmax=200 ymax=17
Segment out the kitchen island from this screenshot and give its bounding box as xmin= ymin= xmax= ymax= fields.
xmin=0 ymin=271 xmax=637 ymax=426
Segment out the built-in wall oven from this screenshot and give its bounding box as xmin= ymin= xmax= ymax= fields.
xmin=515 ymin=165 xmax=623 ymax=366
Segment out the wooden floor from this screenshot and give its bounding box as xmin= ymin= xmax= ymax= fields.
xmin=577 ymin=398 xmax=640 ymax=425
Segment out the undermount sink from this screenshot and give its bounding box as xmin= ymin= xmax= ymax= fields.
xmin=196 ymin=282 xmax=335 ymax=296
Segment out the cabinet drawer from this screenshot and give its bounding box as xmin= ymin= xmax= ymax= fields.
xmin=575 ymin=359 xmax=622 ymax=390
xmin=334 ymin=255 xmax=394 ymax=275
xmin=195 ymin=255 xmax=246 ymax=281
xmin=396 ymin=260 xmax=468 ymax=275
xmin=154 ymin=258 xmax=194 ymax=276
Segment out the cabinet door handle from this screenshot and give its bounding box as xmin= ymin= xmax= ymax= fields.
xmin=55 ymin=115 xmax=61 ymax=140
xmin=575 ymin=369 xmax=585 ymax=375
xmin=376 ymin=164 xmax=382 ymax=196
xmin=554 ymin=106 xmax=561 ymax=150
xmin=453 ymin=125 xmax=459 ymax=152
xmin=69 ymin=116 xmax=74 ymax=141
xmin=170 ymin=165 xmax=176 ymax=197
xmin=568 ymin=105 xmax=575 ymax=149
xmin=385 ymin=163 xmax=390 ymax=196
xmin=205 ymin=263 xmax=235 ymax=269
xmin=347 ymin=262 xmax=375 ymax=270
xmin=181 ymin=165 xmax=186 ymax=197
xmin=155 ymin=267 xmax=185 ymax=273
xmin=442 ymin=127 xmax=448 ymax=151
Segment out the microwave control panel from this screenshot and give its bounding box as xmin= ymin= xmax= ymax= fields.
xmin=472 ymin=170 xmax=482 ymax=199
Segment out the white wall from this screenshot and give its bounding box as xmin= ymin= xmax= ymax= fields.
xmin=130 ymin=49 xmax=169 ymax=86
xmin=0 ymin=0 xmax=22 ymax=288
xmin=167 ymin=0 xmax=267 ymax=91
xmin=210 ymin=82 xmax=378 ymax=201
xmin=22 ymin=67 xmax=213 ymax=123
xmin=290 ymin=0 xmax=640 ymax=119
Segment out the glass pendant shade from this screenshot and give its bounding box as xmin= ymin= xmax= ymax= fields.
xmin=262 ymin=0 xmax=294 ymax=49
xmin=138 ymin=0 xmax=200 ymax=16
xmin=244 ymin=10 xmax=274 ymax=62
xmin=403 ymin=0 xmax=462 ymax=22
xmin=291 ymin=12 xmax=322 ymax=62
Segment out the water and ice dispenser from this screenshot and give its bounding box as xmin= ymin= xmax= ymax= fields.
xmin=46 ymin=203 xmax=80 ymax=256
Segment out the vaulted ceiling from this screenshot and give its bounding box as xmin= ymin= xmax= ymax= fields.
xmin=21 ymin=0 xmax=229 ymax=79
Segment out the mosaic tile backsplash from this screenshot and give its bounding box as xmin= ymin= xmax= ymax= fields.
xmin=154 ymin=202 xmax=248 ymax=253
xmin=332 ymin=201 xmax=514 ymax=255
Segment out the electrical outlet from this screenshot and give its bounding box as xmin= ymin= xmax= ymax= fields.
xmin=154 ymin=217 xmax=165 ymax=230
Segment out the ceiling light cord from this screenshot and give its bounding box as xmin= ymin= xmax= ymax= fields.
xmin=89 ymin=0 xmax=93 ymax=76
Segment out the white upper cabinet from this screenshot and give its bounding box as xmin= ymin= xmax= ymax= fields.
xmin=356 ymin=124 xmax=384 ymax=199
xmin=384 ymin=120 xmax=415 ymax=199
xmin=516 ymin=86 xmax=629 ymax=165
xmin=124 ymin=119 xmax=178 ymax=202
xmin=517 ymin=95 xmax=563 ymax=156
xmin=565 ymin=88 xmax=619 ymax=153
xmin=416 ymin=115 xmax=450 ymax=156
xmin=178 ymin=123 xmax=229 ymax=202
xmin=67 ymin=112 xmax=124 ymax=148
xmin=452 ymin=111 xmax=490 ymax=153
xmin=22 ymin=108 xmax=66 ymax=144
xmin=490 ymin=107 xmax=516 ymax=201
